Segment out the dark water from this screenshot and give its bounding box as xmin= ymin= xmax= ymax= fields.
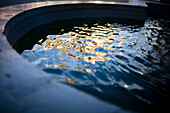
xmin=21 ymin=18 xmax=170 ymax=112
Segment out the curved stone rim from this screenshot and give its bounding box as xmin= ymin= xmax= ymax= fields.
xmin=0 ymin=1 xmax=147 ymax=113
xmin=4 ymin=3 xmax=147 ymax=46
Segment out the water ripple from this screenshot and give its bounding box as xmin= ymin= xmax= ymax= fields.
xmin=21 ymin=17 xmax=170 ymax=112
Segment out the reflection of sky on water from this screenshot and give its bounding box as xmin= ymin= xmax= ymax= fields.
xmin=21 ymin=18 xmax=170 ymax=112
xmin=27 ymin=23 xmax=133 ymax=72
xmin=22 ymin=18 xmax=170 ymax=85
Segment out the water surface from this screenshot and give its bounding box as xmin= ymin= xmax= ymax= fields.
xmin=21 ymin=18 xmax=170 ymax=112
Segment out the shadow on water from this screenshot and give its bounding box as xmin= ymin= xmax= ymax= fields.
xmin=14 ymin=17 xmax=170 ymax=112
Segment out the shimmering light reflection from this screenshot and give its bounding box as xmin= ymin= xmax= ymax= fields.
xmin=65 ymin=77 xmax=78 ymax=83
xmin=21 ymin=18 xmax=170 ymax=112
xmin=32 ymin=23 xmax=128 ymax=73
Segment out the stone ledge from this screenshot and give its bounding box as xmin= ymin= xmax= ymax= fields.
xmin=0 ymin=1 xmax=147 ymax=113
xmin=4 ymin=3 xmax=147 ymax=45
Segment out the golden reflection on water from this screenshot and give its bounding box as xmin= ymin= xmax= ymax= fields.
xmin=34 ymin=23 xmax=127 ymax=74
xmin=58 ymin=57 xmax=66 ymax=61
xmin=65 ymin=77 xmax=78 ymax=83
